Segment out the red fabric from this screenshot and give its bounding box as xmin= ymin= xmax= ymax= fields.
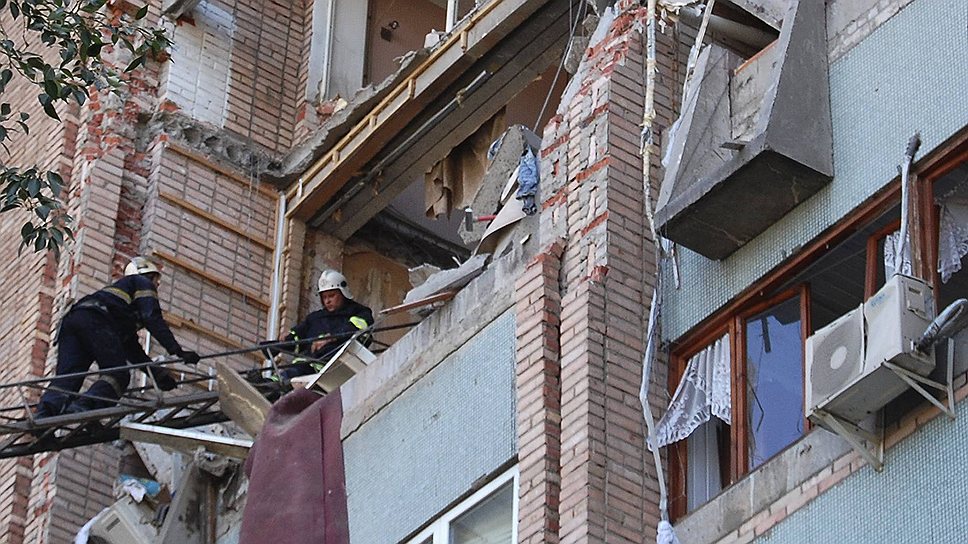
xmin=240 ymin=388 xmax=349 ymax=544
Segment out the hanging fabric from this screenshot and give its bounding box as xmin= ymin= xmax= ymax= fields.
xmin=938 ymin=194 xmax=968 ymax=283
xmin=883 ymin=231 xmax=913 ymax=278
xmin=652 ymin=333 xmax=731 ymax=449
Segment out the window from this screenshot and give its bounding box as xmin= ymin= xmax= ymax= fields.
xmin=742 ymin=292 xmax=805 ymax=469
xmin=408 ymin=467 xmax=518 ymax=544
xmin=667 ymin=134 xmax=968 ymax=518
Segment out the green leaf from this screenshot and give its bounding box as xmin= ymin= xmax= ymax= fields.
xmin=135 ymin=4 xmax=148 ymax=19
xmin=1 ymin=103 xmax=11 ymax=116
xmin=125 ymin=55 xmax=145 ymax=73
xmin=38 ymin=94 xmax=59 ymax=121
xmin=9 ymin=2 xmax=18 ymax=19
xmin=35 ymin=204 xmax=49 ymax=220
xmin=26 ymin=177 xmax=40 ymax=197
xmin=46 ymin=171 xmax=62 ymax=194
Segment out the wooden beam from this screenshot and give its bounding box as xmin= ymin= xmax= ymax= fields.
xmin=121 ymin=421 xmax=253 ymax=460
xmin=153 ymin=250 xmax=270 ymax=308
xmin=216 ymin=361 xmax=271 ymax=438
xmin=159 ymin=192 xmax=274 ymax=251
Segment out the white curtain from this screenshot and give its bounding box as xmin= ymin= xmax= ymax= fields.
xmin=938 ymin=195 xmax=968 ymax=284
xmin=883 ymin=230 xmax=912 ymax=278
xmin=653 ymin=333 xmax=731 ymax=449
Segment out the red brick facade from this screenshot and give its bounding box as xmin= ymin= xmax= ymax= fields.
xmin=515 ymin=4 xmax=678 ymax=542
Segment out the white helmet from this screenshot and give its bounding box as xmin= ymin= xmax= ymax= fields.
xmin=318 ymin=269 xmax=353 ymax=299
xmin=124 ymin=256 xmax=161 ymax=277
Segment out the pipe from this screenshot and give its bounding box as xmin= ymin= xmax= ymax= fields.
xmin=319 ymin=0 xmax=337 ymax=99
xmin=267 ymin=192 xmax=287 ymax=339
xmin=680 ymin=5 xmax=777 ymax=50
xmin=446 ymin=0 xmax=458 ymax=31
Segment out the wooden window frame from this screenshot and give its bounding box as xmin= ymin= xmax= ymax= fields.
xmin=666 ymin=130 xmax=968 ymax=520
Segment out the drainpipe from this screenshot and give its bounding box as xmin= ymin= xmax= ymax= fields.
xmin=318 ymin=0 xmax=337 ymax=99
xmin=267 ymin=191 xmax=288 ymax=340
xmin=446 ymin=0 xmax=458 ymax=31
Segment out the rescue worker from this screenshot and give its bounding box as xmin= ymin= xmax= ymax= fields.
xmin=276 ymin=269 xmax=374 ymax=381
xmin=34 ymin=256 xmax=200 ymax=418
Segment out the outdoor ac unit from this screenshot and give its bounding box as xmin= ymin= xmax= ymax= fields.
xmin=806 ymin=274 xmax=935 ymax=425
xmin=805 ymin=304 xmax=865 ymax=416
xmin=88 ymin=496 xmax=158 ymax=544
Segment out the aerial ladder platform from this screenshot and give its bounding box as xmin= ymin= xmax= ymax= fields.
xmin=0 ymin=323 xmax=410 ymax=458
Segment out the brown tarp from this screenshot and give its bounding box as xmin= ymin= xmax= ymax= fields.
xmin=239 ymin=388 xmax=348 ymax=544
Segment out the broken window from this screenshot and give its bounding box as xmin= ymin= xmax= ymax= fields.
xmin=743 ymin=292 xmax=804 ymax=469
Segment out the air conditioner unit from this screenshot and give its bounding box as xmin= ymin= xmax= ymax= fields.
xmin=805 ymin=303 xmax=865 ymax=417
xmin=88 ymin=496 xmax=158 ymax=544
xmin=806 ymin=274 xmax=935 ymax=425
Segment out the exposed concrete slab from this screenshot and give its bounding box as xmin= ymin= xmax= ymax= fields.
xmin=459 ymin=124 xmax=540 ymax=245
xmin=264 ymin=48 xmax=431 ymax=185
xmin=158 ymin=463 xmax=211 ymax=544
xmin=121 ymin=422 xmax=253 ymax=460
xmin=729 ymin=0 xmax=790 ymax=29
xmin=162 ymin=0 xmax=201 ymax=18
xmin=655 ymin=0 xmax=833 ymax=260
xmin=402 ymin=253 xmax=489 ymax=304
xmin=216 ymin=362 xmax=271 ymax=438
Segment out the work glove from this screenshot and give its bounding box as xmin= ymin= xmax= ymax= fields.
xmin=149 ymin=367 xmax=178 ymax=391
xmin=178 ymin=350 xmax=201 ymax=365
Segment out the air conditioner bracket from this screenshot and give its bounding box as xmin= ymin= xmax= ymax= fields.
xmin=814 ymin=340 xmax=956 ymax=474
xmin=882 ymin=339 xmax=955 ymax=420
xmin=813 ymin=409 xmax=885 ymax=472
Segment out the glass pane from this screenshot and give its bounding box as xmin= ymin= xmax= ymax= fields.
xmin=686 ymin=418 xmax=728 ymax=511
xmin=449 ymin=481 xmax=514 ymax=544
xmin=745 ymin=295 xmax=804 ymax=469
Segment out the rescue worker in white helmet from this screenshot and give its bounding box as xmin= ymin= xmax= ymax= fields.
xmin=275 ymin=269 xmax=373 ymax=381
xmin=34 ymin=256 xmax=200 ymax=418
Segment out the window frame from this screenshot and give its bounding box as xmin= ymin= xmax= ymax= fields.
xmin=406 ymin=466 xmax=519 ymax=544
xmin=668 ymin=285 xmax=809 ymax=518
xmin=667 ymin=130 xmax=968 ymax=520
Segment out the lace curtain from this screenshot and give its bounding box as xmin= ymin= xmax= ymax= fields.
xmin=939 ymin=195 xmax=968 ymax=283
xmin=654 ymin=333 xmax=731 ymax=449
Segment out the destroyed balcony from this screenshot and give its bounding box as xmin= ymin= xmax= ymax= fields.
xmin=654 ymin=0 xmax=833 ymax=260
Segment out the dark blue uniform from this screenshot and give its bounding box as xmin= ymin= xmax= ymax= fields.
xmin=280 ymin=299 xmax=374 ymax=379
xmin=37 ymin=274 xmax=186 ymax=416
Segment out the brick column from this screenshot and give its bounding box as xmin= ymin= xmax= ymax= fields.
xmin=516 ymin=4 xmax=666 ymax=543
xmin=516 ymin=243 xmax=564 ymax=544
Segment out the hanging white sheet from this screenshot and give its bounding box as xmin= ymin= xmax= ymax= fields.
xmin=653 ymin=333 xmax=731 ymax=449
xmin=883 ymin=230 xmax=913 ymax=278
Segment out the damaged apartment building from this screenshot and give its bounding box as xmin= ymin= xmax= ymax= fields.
xmin=0 ymin=0 xmax=964 ymax=542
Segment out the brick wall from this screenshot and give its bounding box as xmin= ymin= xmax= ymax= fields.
xmin=161 ymin=0 xmax=310 ymax=152
xmin=515 ymin=3 xmax=681 ymax=542
xmin=0 ymin=4 xmax=77 ymax=540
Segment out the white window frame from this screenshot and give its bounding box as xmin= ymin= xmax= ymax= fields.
xmin=407 ymin=465 xmax=519 ymax=544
